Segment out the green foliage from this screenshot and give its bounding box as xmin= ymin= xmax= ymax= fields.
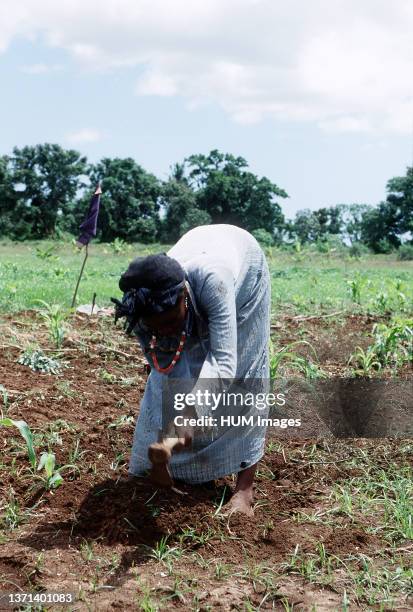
xmin=398 ymin=244 xmax=413 ymax=260
xmin=109 ymin=237 xmax=131 ymax=255
xmin=349 ymin=320 xmax=413 ymax=375
xmin=36 ymin=452 xmax=64 ymax=490
xmin=348 ymin=347 xmax=382 ymax=377
xmin=186 ymin=149 xmax=287 ymax=233
xmin=87 ymin=157 xmax=161 ymax=242
xmin=269 ymin=340 xmax=324 ymax=379
xmin=35 ymin=245 xmax=60 ymax=262
xmin=290 ymin=206 xmax=343 ymax=244
xmin=348 ymin=242 xmax=370 ymax=258
xmin=18 ymin=347 xmax=62 ymax=374
xmin=252 ymin=228 xmax=274 ymax=247
xmin=1 ymin=144 xmax=86 ymax=240
xmin=0 ymin=418 xmax=36 ymax=467
xmin=160 ymin=176 xmax=210 ymax=241
xmin=36 ymin=301 xmax=68 ymax=348
xmin=347 ymin=273 xmax=368 ymax=305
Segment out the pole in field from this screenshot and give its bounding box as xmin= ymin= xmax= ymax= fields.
xmin=71 ymin=183 xmax=102 ymax=309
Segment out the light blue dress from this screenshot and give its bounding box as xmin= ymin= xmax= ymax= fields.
xmin=128 ymin=224 xmax=271 ymax=483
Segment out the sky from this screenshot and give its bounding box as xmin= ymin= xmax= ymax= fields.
xmin=1 ymin=0 xmax=413 ymax=219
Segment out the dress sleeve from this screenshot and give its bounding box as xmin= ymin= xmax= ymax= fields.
xmin=196 ymin=266 xmax=237 ymax=380
xmin=188 ymin=266 xmax=237 ymax=419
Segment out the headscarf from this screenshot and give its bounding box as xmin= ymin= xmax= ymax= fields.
xmin=111 ymin=253 xmax=186 ymax=334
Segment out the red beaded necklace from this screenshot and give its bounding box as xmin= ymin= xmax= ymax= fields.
xmin=149 ymin=330 xmax=187 ymax=374
xmin=148 ymin=296 xmax=189 ymax=374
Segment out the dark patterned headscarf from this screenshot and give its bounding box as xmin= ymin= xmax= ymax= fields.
xmin=111 ymin=253 xmax=186 ymax=334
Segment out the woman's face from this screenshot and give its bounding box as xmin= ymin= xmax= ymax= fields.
xmin=142 ymin=290 xmax=187 ymax=337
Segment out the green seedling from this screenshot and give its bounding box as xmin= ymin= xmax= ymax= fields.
xmin=0 ymin=418 xmax=36 ymax=468
xmin=36 ymin=452 xmax=64 ymax=489
xmin=348 ymin=347 xmax=382 ymax=377
xmin=35 ymin=300 xmax=68 ymax=348
xmin=35 ymin=245 xmax=59 ymax=262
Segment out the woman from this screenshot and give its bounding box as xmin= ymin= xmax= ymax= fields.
xmin=113 ymin=224 xmax=271 ymax=516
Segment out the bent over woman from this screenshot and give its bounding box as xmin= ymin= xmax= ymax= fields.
xmin=113 ymin=224 xmax=271 ymax=516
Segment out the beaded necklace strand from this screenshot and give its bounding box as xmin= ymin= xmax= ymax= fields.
xmin=149 ymin=330 xmax=187 ymax=374
xmin=148 ymin=296 xmax=189 ymax=374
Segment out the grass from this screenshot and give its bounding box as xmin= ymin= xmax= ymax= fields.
xmin=0 ymin=240 xmax=412 ymax=315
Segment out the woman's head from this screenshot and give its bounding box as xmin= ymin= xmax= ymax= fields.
xmin=116 ymin=253 xmax=188 ymax=336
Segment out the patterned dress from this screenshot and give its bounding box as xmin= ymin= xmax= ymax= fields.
xmin=128 ymin=224 xmax=271 ymax=483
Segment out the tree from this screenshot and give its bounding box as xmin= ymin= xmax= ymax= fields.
xmin=340 ymin=204 xmax=373 ymax=244
xmin=160 ymin=171 xmax=211 ymax=242
xmin=360 ymin=167 xmax=413 ymax=252
xmin=290 ymin=209 xmax=322 ymax=243
xmin=0 ymin=155 xmax=15 ymax=237
xmin=359 ymin=202 xmax=400 ymax=252
xmin=87 ymin=158 xmax=161 ymax=243
xmin=4 ymin=144 xmax=87 ymax=239
xmin=386 ymin=166 xmax=413 ymax=238
xmin=185 ymin=150 xmax=287 ymax=235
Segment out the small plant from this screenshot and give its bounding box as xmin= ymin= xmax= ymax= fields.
xmin=372 ymin=320 xmax=413 ymax=369
xmin=0 ymin=418 xmax=36 ymax=467
xmin=108 ymin=414 xmax=135 ymax=428
xmin=36 ymin=452 xmax=64 ymax=490
xmin=0 ymin=384 xmax=9 ymax=413
xmin=98 ymin=369 xmax=117 ymax=384
xmin=36 ymin=300 xmax=68 ymax=348
xmin=109 ymin=237 xmax=130 ymax=255
xmin=349 ymin=347 xmax=382 ymax=377
xmin=18 ymin=347 xmax=62 ymax=374
xmin=374 ymin=291 xmax=390 ymax=314
xmin=270 ymin=340 xmax=323 ymax=379
xmin=147 ymin=535 xmax=180 ymax=562
xmin=347 ymin=273 xmax=367 ymax=305
xmin=35 ymin=245 xmax=59 ymax=262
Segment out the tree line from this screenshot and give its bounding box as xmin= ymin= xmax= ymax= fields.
xmin=0 ymin=143 xmax=412 ymax=252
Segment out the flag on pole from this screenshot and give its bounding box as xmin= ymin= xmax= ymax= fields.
xmin=76 ymin=183 xmax=102 ymax=247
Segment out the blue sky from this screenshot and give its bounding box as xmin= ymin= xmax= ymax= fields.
xmin=1 ymin=0 xmax=412 ymax=219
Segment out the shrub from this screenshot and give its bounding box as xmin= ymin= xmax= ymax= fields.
xmin=398 ymin=244 xmax=413 ymax=261
xmin=349 ymin=242 xmax=370 ymax=258
xmin=252 ymin=228 xmax=274 ymax=247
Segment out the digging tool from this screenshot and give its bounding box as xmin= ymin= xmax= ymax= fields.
xmin=148 ymin=436 xmax=186 ymax=487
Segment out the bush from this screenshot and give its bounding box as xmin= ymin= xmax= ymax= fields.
xmin=349 ymin=242 xmax=370 ymax=258
xmin=398 ymin=244 xmax=413 ymax=261
xmin=252 ymin=228 xmax=274 ymax=247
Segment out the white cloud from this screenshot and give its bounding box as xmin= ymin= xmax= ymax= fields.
xmin=1 ymin=0 xmax=413 ymax=134
xmin=20 ymin=62 xmax=62 ymax=74
xmin=65 ymin=128 xmax=104 ymax=144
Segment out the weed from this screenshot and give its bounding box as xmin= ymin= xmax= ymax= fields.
xmin=35 ymin=245 xmax=59 ymax=262
xmin=146 ymin=536 xmax=181 ymax=562
xmin=18 ymin=347 xmax=63 ymax=374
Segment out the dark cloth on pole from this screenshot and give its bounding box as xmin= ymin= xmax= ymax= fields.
xmin=77 ymin=187 xmax=101 ymax=246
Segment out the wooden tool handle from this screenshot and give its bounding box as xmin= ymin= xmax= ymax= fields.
xmin=148 ymin=436 xmax=186 ymax=465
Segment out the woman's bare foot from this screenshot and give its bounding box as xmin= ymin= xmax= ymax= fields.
xmin=223 ymin=490 xmax=254 ymax=517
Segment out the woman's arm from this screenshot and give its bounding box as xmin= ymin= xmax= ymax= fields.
xmin=193 ymin=265 xmax=237 ymax=384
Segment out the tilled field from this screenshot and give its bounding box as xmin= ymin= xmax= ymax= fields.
xmin=0 ymin=312 xmax=412 ymax=611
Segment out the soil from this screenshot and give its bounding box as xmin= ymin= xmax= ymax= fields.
xmin=0 ymin=311 xmax=412 ymax=611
